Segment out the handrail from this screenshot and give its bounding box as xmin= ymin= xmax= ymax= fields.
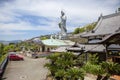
xmin=0 ymin=54 xmax=8 ymax=78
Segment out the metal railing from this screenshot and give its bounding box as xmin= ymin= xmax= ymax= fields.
xmin=0 ymin=54 xmax=8 ymax=79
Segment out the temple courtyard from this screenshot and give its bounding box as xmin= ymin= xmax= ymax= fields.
xmin=3 ymin=56 xmax=48 ymax=80
xmin=2 ymin=54 xmax=99 ymax=80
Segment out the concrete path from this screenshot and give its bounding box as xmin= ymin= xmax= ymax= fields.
xmin=3 ymin=56 xmax=48 ymax=80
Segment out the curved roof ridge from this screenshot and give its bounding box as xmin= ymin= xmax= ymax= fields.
xmin=81 ymin=12 xmax=120 ymax=37
xmin=102 ymin=12 xmax=120 ymax=19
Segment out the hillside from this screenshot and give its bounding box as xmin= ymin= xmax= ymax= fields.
xmin=68 ymin=22 xmax=97 ymax=43
xmin=73 ymin=22 xmax=97 ymax=34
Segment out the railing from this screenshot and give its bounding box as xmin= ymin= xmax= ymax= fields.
xmin=0 ymin=54 xmax=8 ymax=79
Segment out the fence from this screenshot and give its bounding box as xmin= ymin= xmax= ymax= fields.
xmin=0 ymin=54 xmax=8 ymax=79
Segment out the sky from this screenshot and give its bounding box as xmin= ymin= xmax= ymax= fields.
xmin=0 ymin=0 xmax=120 ymax=41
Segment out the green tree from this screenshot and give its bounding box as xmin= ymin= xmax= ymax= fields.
xmin=40 ymin=37 xmax=48 ymax=40
xmin=85 ymin=22 xmax=97 ymax=31
xmin=79 ymin=27 xmax=85 ymax=33
xmin=73 ymin=28 xmax=80 ymax=34
xmin=73 ymin=22 xmax=97 ymax=34
xmin=0 ymin=43 xmax=4 ymax=55
xmin=3 ymin=44 xmax=15 ymax=53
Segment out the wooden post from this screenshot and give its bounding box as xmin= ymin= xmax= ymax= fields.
xmin=105 ymin=44 xmax=109 ymax=61
xmin=85 ymin=52 xmax=88 ymax=63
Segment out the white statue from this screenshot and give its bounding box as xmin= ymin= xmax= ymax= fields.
xmin=59 ymin=11 xmax=67 ymax=36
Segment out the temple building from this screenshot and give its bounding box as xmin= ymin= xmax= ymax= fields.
xmin=81 ymin=12 xmax=120 ymax=44
xmin=67 ymin=11 xmax=120 ymax=63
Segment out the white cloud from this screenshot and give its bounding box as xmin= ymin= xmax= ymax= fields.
xmin=0 ymin=0 xmax=119 ymax=38
xmin=0 ymin=20 xmax=59 ymax=31
xmin=0 ymin=30 xmax=26 ymax=35
xmin=1 ymin=0 xmax=119 ymax=19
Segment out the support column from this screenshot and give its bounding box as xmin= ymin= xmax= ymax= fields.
xmin=85 ymin=52 xmax=88 ymax=63
xmin=105 ymin=44 xmax=109 ymax=61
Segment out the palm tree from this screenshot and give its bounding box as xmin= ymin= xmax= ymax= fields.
xmin=100 ymin=61 xmax=120 ymax=80
xmin=66 ymin=67 xmax=85 ymax=80
xmin=83 ymin=62 xmax=105 ymax=80
xmin=45 ymin=52 xmax=85 ymax=80
xmin=44 ymin=63 xmax=58 ymax=77
xmin=45 ymin=53 xmax=60 ymax=76
xmin=55 ymin=52 xmax=76 ymax=69
xmin=55 ymin=69 xmax=66 ymax=80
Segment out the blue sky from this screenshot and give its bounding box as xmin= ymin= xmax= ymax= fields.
xmin=0 ymin=0 xmax=120 ymax=41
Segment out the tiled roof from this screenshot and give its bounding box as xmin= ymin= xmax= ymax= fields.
xmin=51 ymin=43 xmax=120 ymax=53
xmin=88 ymin=32 xmax=120 ymax=44
xmin=42 ymin=39 xmax=75 ymax=46
xmin=81 ymin=12 xmax=120 ymax=37
xmin=67 ymin=44 xmax=105 ymax=53
xmin=50 ymin=46 xmax=68 ymax=52
xmin=108 ymin=44 xmax=120 ymax=51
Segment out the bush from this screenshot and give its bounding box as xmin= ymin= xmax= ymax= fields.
xmin=45 ymin=52 xmax=85 ymax=80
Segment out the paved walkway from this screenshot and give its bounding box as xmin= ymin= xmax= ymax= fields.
xmin=3 ymin=56 xmax=48 ymax=80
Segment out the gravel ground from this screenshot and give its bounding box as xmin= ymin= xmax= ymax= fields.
xmin=84 ymin=74 xmax=97 ymax=80
xmin=3 ymin=56 xmax=48 ymax=80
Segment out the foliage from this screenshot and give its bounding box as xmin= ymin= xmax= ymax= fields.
xmin=46 ymin=53 xmax=60 ymax=61
xmin=55 ymin=69 xmax=66 ymax=80
xmin=73 ymin=27 xmax=85 ymax=34
xmin=83 ymin=62 xmax=105 ymax=80
xmin=66 ymin=68 xmax=85 ymax=80
xmin=0 ymin=43 xmax=21 ymax=56
xmin=73 ymin=22 xmax=97 ymax=34
xmin=73 ymin=28 xmax=80 ymax=34
xmin=0 ymin=54 xmax=7 ymax=64
xmin=0 ymin=43 xmax=4 ymax=55
xmin=17 ymin=42 xmax=37 ymax=51
xmin=3 ymin=44 xmax=15 ymax=53
xmin=45 ymin=52 xmax=120 ymax=80
xmin=101 ymin=61 xmax=120 ymax=75
xmin=79 ymin=27 xmax=85 ymax=33
xmin=88 ymin=53 xmax=99 ymax=64
xmin=40 ymin=36 xmax=48 ymax=40
xmin=45 ymin=52 xmax=85 ymax=80
xmin=83 ymin=62 xmax=105 ymax=75
xmin=85 ymin=22 xmax=97 ymax=31
xmin=83 ymin=60 xmax=120 ymax=80
xmin=0 ymin=44 xmax=7 ymax=64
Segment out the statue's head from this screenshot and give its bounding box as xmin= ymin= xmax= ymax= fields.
xmin=61 ymin=10 xmax=65 ymax=16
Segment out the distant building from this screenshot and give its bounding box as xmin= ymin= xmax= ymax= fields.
xmin=26 ymin=37 xmax=74 ymax=53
